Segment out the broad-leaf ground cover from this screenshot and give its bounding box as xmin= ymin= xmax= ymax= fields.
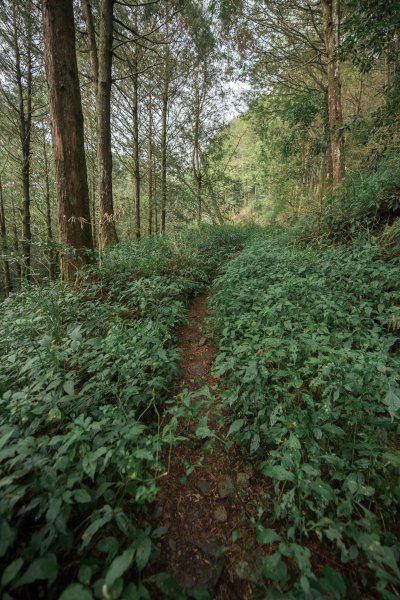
xmin=0 ymin=225 xmax=254 ymax=600
xmin=1 ymin=223 xmax=399 ymax=599
xmin=212 ymin=232 xmax=400 ymax=599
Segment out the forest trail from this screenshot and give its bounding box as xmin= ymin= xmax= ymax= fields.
xmin=150 ymin=291 xmax=261 ymax=599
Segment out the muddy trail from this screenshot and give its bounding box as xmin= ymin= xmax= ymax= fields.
xmin=150 ymin=291 xmax=265 ymax=599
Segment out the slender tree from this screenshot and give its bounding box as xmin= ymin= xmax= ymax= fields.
xmin=322 ymin=0 xmax=345 ymax=186
xmin=81 ymin=0 xmax=119 ymax=248
xmin=42 ymin=126 xmax=57 ymax=280
xmin=147 ymin=93 xmax=154 ymax=235
xmin=160 ymin=49 xmax=170 ymax=234
xmin=97 ymin=0 xmax=119 ymax=248
xmin=0 ymin=177 xmax=12 ymax=296
xmin=11 ymin=0 xmax=33 ymax=284
xmin=193 ymin=75 xmax=203 ymax=226
xmin=81 ymin=0 xmax=99 ymax=83
xmin=132 ymin=36 xmax=141 ymax=239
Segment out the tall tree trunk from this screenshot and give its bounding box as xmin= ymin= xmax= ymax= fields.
xmin=322 ymin=0 xmax=344 ymax=187
xmin=91 ymin=177 xmax=97 ymax=247
xmin=204 ymin=176 xmax=225 ymax=225
xmin=42 ymin=127 xmax=57 ymax=280
xmin=97 ymin=0 xmax=118 ymax=249
xmin=43 ymin=0 xmax=94 ymax=282
xmin=81 ymin=0 xmax=99 ymax=250
xmin=154 ymin=176 xmax=158 ymax=235
xmin=81 ymin=0 xmax=99 ymax=83
xmin=160 ymin=53 xmax=169 ymax=235
xmin=12 ymin=1 xmax=32 ymax=285
xmin=148 ymin=95 xmax=153 ymax=236
xmin=193 ymin=82 xmax=202 ymax=226
xmin=322 ymin=87 xmax=333 ymax=190
xmin=10 ymin=195 xmax=21 ymax=287
xmin=0 ymin=177 xmax=12 ymax=296
xmin=197 ymin=173 xmax=202 ymax=226
xmin=132 ymin=45 xmax=141 ymax=239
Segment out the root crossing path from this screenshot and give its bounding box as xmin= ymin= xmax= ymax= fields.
xmin=150 ymin=291 xmax=261 ymax=599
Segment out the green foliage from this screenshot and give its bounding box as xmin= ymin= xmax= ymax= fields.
xmin=0 ymin=225 xmax=254 ymax=599
xmin=276 ymin=93 xmax=323 ymax=159
xmin=342 ymin=0 xmax=400 ymax=71
xmin=212 ymin=232 xmax=400 ymax=597
xmin=200 ymin=116 xmax=265 ymax=221
xmin=242 ymin=94 xmax=326 ymax=221
xmin=297 ymin=153 xmax=400 ymax=242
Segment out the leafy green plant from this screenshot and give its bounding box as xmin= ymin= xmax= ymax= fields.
xmin=0 ymin=224 xmax=255 ymax=599
xmin=212 ymin=232 xmax=400 ymax=598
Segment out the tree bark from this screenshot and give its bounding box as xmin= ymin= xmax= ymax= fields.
xmin=80 ymin=0 xmax=100 ymax=250
xmin=91 ymin=177 xmax=97 ymax=247
xmin=160 ymin=53 xmax=169 ymax=234
xmin=10 ymin=195 xmax=21 ymax=287
xmin=322 ymin=0 xmax=345 ymax=187
xmin=81 ymin=0 xmax=99 ymax=83
xmin=97 ymin=0 xmax=118 ymax=249
xmin=42 ymin=127 xmax=57 ymax=280
xmin=132 ymin=45 xmax=141 ymax=239
xmin=43 ymin=0 xmax=94 ymax=282
xmin=12 ymin=0 xmax=32 ymax=285
xmin=193 ymin=81 xmax=202 ymax=226
xmin=322 ymin=87 xmax=333 ymax=190
xmin=148 ymin=94 xmax=153 ymax=236
xmin=203 ymin=175 xmax=225 ymax=225
xmin=154 ymin=175 xmax=158 ymax=235
xmin=0 ymin=177 xmax=12 ymax=296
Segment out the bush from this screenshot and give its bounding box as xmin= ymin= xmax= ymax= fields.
xmin=294 ymin=153 xmax=400 ymax=244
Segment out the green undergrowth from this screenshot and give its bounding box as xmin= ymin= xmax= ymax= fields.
xmin=0 ymin=224 xmax=255 ymax=600
xmin=212 ymin=232 xmax=400 ymax=599
xmin=294 ymin=154 xmax=400 ymax=246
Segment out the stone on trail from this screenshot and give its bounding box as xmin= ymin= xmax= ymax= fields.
xmin=197 ymin=539 xmax=220 ymax=558
xmin=195 ymin=479 xmax=212 ymax=497
xmin=218 ymin=475 xmax=235 ymax=499
xmin=236 ymin=472 xmax=251 ymax=488
xmin=235 ymin=559 xmax=263 ymax=584
xmin=152 ymin=504 xmax=163 ymax=519
xmin=214 ymin=504 xmax=228 ymax=522
xmin=198 ymin=336 xmax=207 ymax=346
xmin=168 ymin=538 xmax=177 ymax=551
xmin=182 ymin=572 xmax=196 ymax=589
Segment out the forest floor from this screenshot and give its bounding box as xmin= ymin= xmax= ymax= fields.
xmin=3 ymin=228 xmax=397 ymax=599
xmin=150 ymin=291 xmax=265 ymax=599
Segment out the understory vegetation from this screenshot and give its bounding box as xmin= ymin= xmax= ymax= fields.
xmin=1 ymin=1 xmax=400 ymax=596
xmin=2 ymin=207 xmax=399 ymax=599
xmin=212 ymin=229 xmax=400 ymax=599
xmin=0 ymin=225 xmax=254 ymax=600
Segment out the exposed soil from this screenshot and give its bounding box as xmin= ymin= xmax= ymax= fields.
xmin=149 ymin=291 xmax=264 ymax=599
xmin=148 ymin=291 xmax=388 ymax=600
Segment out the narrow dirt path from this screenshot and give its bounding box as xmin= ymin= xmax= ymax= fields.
xmin=150 ymin=291 xmax=263 ymax=599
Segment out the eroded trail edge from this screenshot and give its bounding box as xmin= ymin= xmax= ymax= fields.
xmin=150 ymin=291 xmax=260 ymax=599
